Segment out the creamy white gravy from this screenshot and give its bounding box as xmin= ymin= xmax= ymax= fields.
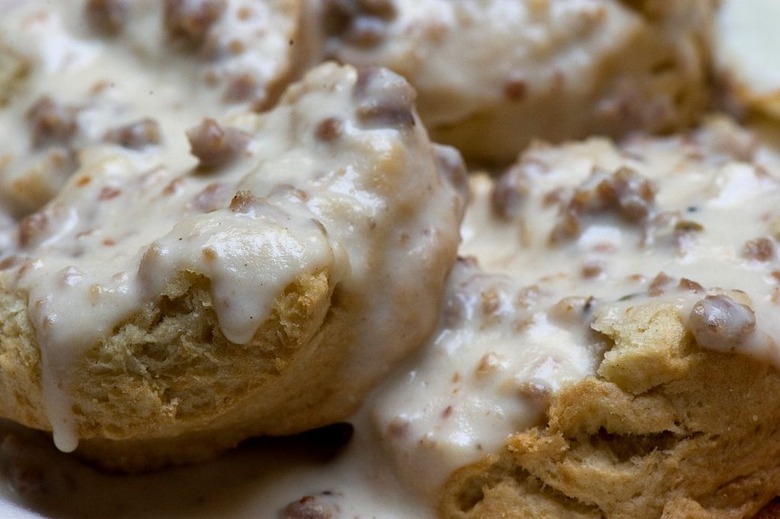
xmin=2 ymin=1 xmax=780 ymax=519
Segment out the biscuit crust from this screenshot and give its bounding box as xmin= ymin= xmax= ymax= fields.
xmin=440 ymin=303 xmax=780 ymax=518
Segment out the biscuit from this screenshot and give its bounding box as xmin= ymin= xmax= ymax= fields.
xmin=320 ymin=0 xmax=716 ymax=164
xmin=370 ymin=117 xmax=780 ymax=517
xmin=441 ymin=302 xmax=780 ymax=518
xmin=0 ymin=62 xmax=465 ymax=471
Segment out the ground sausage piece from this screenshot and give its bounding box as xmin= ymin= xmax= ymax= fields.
xmin=191 ymin=182 xmax=228 ymax=212
xmin=164 ymin=0 xmax=226 ymax=44
xmin=84 ymin=0 xmax=131 ymax=34
xmin=223 ymin=73 xmax=258 ymax=103
xmin=353 ymin=67 xmax=415 ymax=129
xmin=688 ymin=294 xmax=756 ymax=352
xmin=186 ymin=119 xmax=249 ymax=169
xmin=26 ymin=97 xmax=79 ymax=148
xmin=551 ymin=166 xmax=656 ymax=241
xmin=18 ymin=213 xmax=49 ymax=249
xmin=281 ymin=494 xmax=340 ymax=519
xmin=104 ymin=118 xmax=161 ymax=149
xmin=314 ymin=117 xmax=343 ymax=142
xmin=743 ymin=237 xmax=775 ymax=261
xmin=594 ymin=166 xmax=656 ymax=222
xmin=228 ymin=190 xmax=261 ymax=213
xmin=323 ymin=0 xmax=397 ymax=49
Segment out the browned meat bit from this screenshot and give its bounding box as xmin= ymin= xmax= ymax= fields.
xmin=581 ymin=261 xmax=604 ymax=279
xmin=314 ymin=117 xmax=343 ymax=142
xmin=504 ymin=73 xmax=527 ymax=101
xmin=222 ymin=73 xmax=258 ymax=103
xmin=673 ymin=219 xmax=704 ymax=233
xmin=492 ymin=157 xmax=549 ymax=219
xmin=671 ymin=217 xmax=704 ymax=251
xmin=475 ymin=353 xmax=501 ymax=377
xmin=164 ymin=0 xmax=226 ymax=45
xmin=743 ymin=237 xmax=775 ymax=261
xmin=353 ymin=67 xmax=415 ymax=129
xmin=104 ymin=118 xmax=161 ymax=149
xmin=18 ymin=212 xmax=49 ymax=248
xmin=689 ymin=294 xmax=756 ymax=352
xmin=678 ymin=278 xmax=704 ymax=293
xmin=355 ymin=98 xmax=414 ymax=128
xmin=26 ymin=97 xmax=79 ymax=148
xmin=672 ymin=218 xmax=704 ymax=245
xmin=480 ymin=287 xmax=502 ymax=321
xmin=186 ymin=119 xmax=249 ymax=169
xmin=323 ymin=0 xmax=397 ymax=49
xmin=0 ymin=44 xmax=29 ymax=108
xmin=597 ymin=166 xmax=656 ymax=221
xmin=551 ymin=166 xmax=656 ymax=242
xmin=162 ymin=176 xmax=183 ymax=195
xmin=492 ymin=171 xmax=527 ymax=220
xmin=648 ymin=273 xmax=704 ymax=296
xmin=0 ymin=255 xmax=23 ymax=271
xmin=641 ymin=211 xmax=702 ymax=251
xmin=99 ymin=186 xmax=122 ymax=201
xmin=549 ymin=296 xmax=597 ymax=326
xmin=192 ymin=182 xmax=228 ymax=212
xmin=281 ymin=492 xmax=340 ymax=519
xmin=228 ymin=190 xmax=260 ymax=213
xmin=648 ymin=271 xmax=675 ymax=296
xmin=84 ymin=0 xmax=131 ymax=34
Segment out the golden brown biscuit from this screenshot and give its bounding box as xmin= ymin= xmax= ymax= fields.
xmin=0 ymin=62 xmax=465 ymax=471
xmin=370 ymin=118 xmax=780 ymax=517
xmin=441 ymin=302 xmax=780 ymax=518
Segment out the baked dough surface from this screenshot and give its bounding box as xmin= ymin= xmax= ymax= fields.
xmin=427 ymin=118 xmax=780 ymax=518
xmin=441 ymin=303 xmax=780 ymax=518
xmin=0 ymin=62 xmax=464 ymax=470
